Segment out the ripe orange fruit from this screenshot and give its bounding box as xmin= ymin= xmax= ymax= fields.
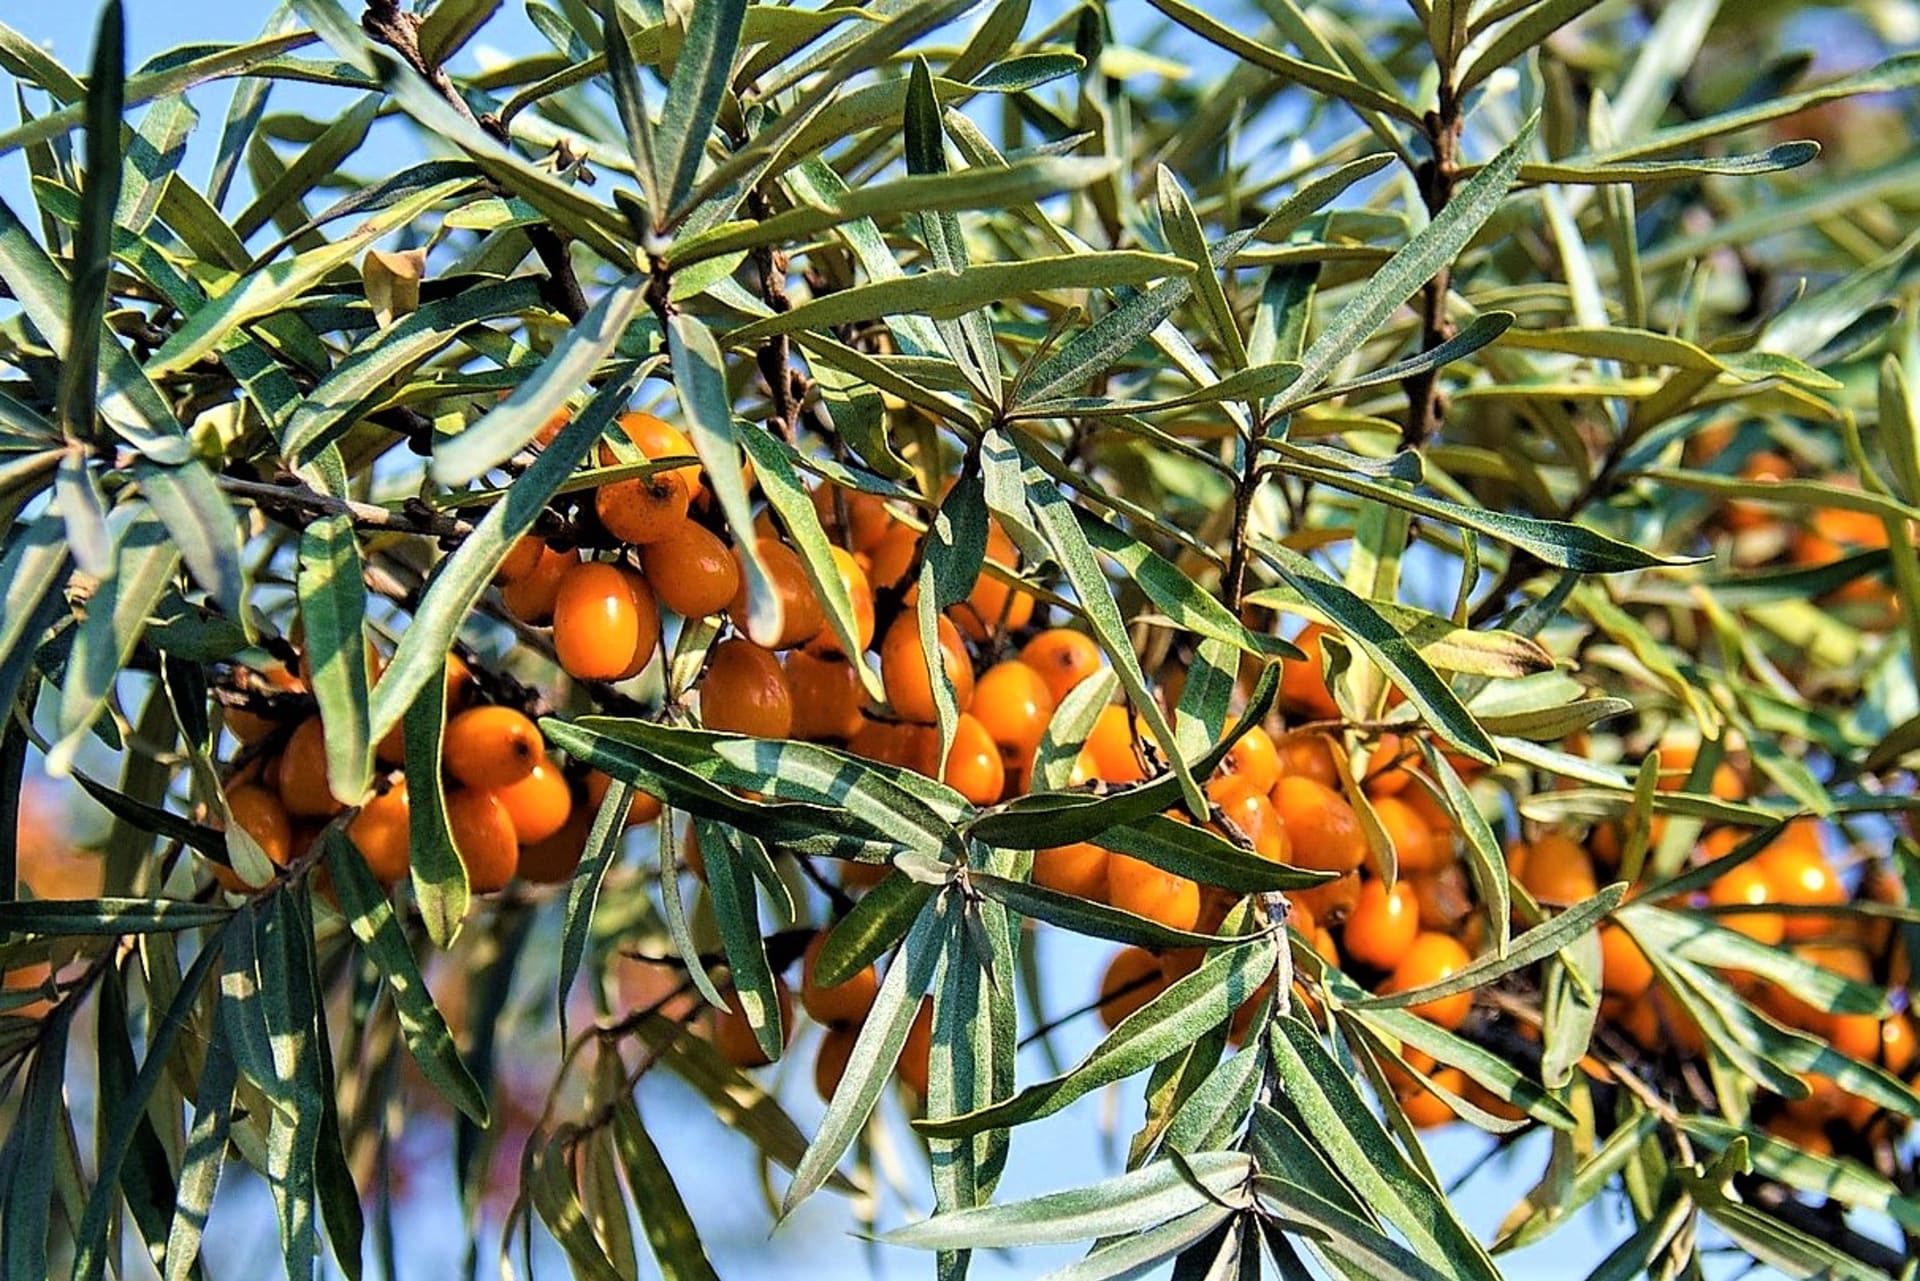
xmin=1271 ymin=776 xmax=1365 ymax=872
xmin=1383 ymin=932 xmax=1474 ymax=1030
xmin=1372 ymin=793 xmax=1439 ymax=874
xmin=1755 ymin=839 xmax=1847 ymax=941
xmin=488 ymin=758 xmax=574 ymax=845
xmin=728 ymin=539 xmax=827 ymax=650
xmin=970 ymin=661 xmax=1057 ymax=766
xmin=1655 ymin=741 xmax=1744 ymax=801
xmin=1019 ymin=628 xmax=1102 ymax=704
xmin=496 ymin=535 xmax=547 ymax=585
xmin=700 ymin=638 xmax=795 ymax=738
xmin=1400 ymin=1067 xmax=1465 ymax=1129
xmin=879 ymin=613 xmax=974 ymax=724
xmin=784 ymin=651 xmax=866 ymax=743
xmin=711 ymin=978 xmax=795 ymax=1070
xmin=1107 ymin=854 xmax=1201 ymax=932
xmin=1342 ymin=878 xmax=1420 ymax=971
xmin=1409 ymin=864 xmax=1472 ymax=933
xmin=1279 ymin=622 xmax=1340 ymax=720
xmin=804 ymin=547 xmax=876 ymax=658
xmin=1291 ymin=871 xmax=1361 ymax=925
xmin=278 ymin=716 xmax=344 ymax=818
xmin=864 ymin=521 xmax=921 ymax=591
xmin=1098 ymin=946 xmax=1167 ymax=1029
xmin=444 ymin=787 xmax=520 ymax=893
xmin=1598 ymin=923 xmax=1654 ymax=999
xmin=810 ymin=484 xmax=893 ymax=553
xmin=221 ymin=784 xmax=294 ymax=890
xmin=498 ymin=542 xmax=574 ymax=625
xmin=943 ymin=713 xmax=1006 ymax=805
xmin=617 ymin=412 xmax=703 ymax=502
xmin=896 ymin=1000 xmax=935 ymax=1096
xmin=815 ymin=1024 xmax=859 ymax=1102
xmin=444 ymin=706 xmax=545 ymax=790
xmin=1706 ymin=860 xmax=1787 ymax=946
xmin=1216 ymin=726 xmax=1280 ymax=794
xmin=950 ymin=523 xmax=1032 ymax=643
xmin=516 ymin=804 xmax=590 ymax=884
xmin=1031 ymin=842 xmax=1109 ymax=901
xmin=1084 ymin=703 xmax=1159 ymax=784
xmin=1507 ymin=831 xmax=1598 ymax=905
xmin=553 ymin=560 xmax=660 ymax=682
xmin=346 ymin=779 xmax=413 ymax=888
xmin=639 ymin=521 xmax=741 ymax=619
xmin=1362 ymin=732 xmax=1415 ymax=796
xmin=584 ymin=769 xmax=664 ymax=828
xmin=1207 ymin=775 xmax=1289 ymax=862
xmin=595 ymin=466 xmax=690 ymax=545
xmin=1724 ymin=450 xmax=1794 ymax=532
xmin=1276 ymin=733 xmax=1339 ymax=788
xmin=800 ymin=931 xmax=879 ymax=1027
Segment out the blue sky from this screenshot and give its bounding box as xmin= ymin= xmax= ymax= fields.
xmin=4 ymin=3 xmax=1883 ymax=1278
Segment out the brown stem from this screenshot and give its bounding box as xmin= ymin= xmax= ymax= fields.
xmin=218 ymin=474 xmax=475 ymax=543
xmin=1402 ymin=85 xmax=1463 ymax=450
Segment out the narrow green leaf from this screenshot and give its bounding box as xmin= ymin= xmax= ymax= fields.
xmin=298 ymin=515 xmax=372 ymax=805
xmin=403 ymin=659 xmax=468 ymax=948
xmin=611 ymin=1102 xmax=724 ymax=1281
xmin=57 ymin=0 xmax=125 ymax=437
xmin=658 ymin=0 xmax=746 ymax=219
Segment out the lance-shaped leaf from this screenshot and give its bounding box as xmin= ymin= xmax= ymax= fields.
xmin=656 ymin=0 xmax=746 ymax=219
xmin=57 ymin=1 xmax=125 ymax=438
xmin=611 ymin=1102 xmax=724 ymax=1281
xmin=298 ymin=515 xmax=373 ymax=804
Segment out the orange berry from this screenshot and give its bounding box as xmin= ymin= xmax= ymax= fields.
xmin=879 ymin=613 xmax=974 ymax=724
xmin=897 ymin=999 xmax=935 ymax=1096
xmin=950 ymin=523 xmax=1032 ymax=644
xmin=553 ymin=561 xmax=660 ymax=682
xmin=1598 ymin=924 xmax=1654 ymax=999
xmin=700 ymin=638 xmax=794 ymax=738
xmin=943 ymin=713 xmax=1006 ymax=805
xmin=1372 ymin=794 xmax=1439 ymax=874
xmin=1400 ymin=1067 xmax=1465 ymax=1129
xmin=1291 ymin=871 xmax=1361 ymax=926
xmin=800 ymin=931 xmax=879 ymax=1027
xmin=810 ymin=484 xmax=893 ymax=554
xmin=1084 ymin=703 xmax=1156 ymax=783
xmin=1276 ymin=734 xmax=1339 ymax=789
xmin=516 ymin=804 xmax=591 ymax=884
xmin=1031 ymin=842 xmax=1109 ymax=901
xmin=444 ymin=787 xmax=520 ymax=893
xmin=1280 ymin=623 xmax=1340 ymax=720
xmin=499 ymin=542 xmax=575 ymax=624
xmin=1507 ymin=832 xmax=1598 ymax=905
xmin=1098 ymin=946 xmax=1168 ymax=1029
xmin=495 ymin=535 xmax=547 ymax=585
xmin=221 ymin=784 xmax=294 ymax=890
xmin=1755 ymin=840 xmax=1847 ymax=941
xmin=815 ymin=1024 xmax=859 ymax=1102
xmin=1271 ymin=776 xmax=1365 ymax=872
xmin=346 ymin=779 xmax=413 ymax=888
xmin=1217 ymin=726 xmax=1280 ymax=795
xmin=1829 ymin=1012 xmax=1882 ymax=1063
xmin=596 ymin=463 xmax=691 ymax=545
xmin=970 ymin=661 xmax=1057 ymax=766
xmin=804 ymin=547 xmax=876 ymax=658
xmin=1019 ymin=628 xmax=1102 ymax=704
xmin=784 ymin=651 xmax=866 ymax=743
xmin=488 ymin=758 xmax=574 ymax=845
xmin=1207 ymin=775 xmax=1289 ymax=862
xmin=584 ymin=769 xmax=663 ymax=828
xmin=1106 ymin=854 xmax=1201 ymax=932
xmin=1383 ymin=932 xmax=1474 ymax=1030
xmin=1342 ymin=878 xmax=1420 ymax=971
xmin=865 ymin=521 xmax=921 ymax=591
xmin=728 ymin=539 xmax=827 ymax=650
xmin=711 ymin=978 xmax=795 ymax=1070
xmin=616 ymin=412 xmax=703 ymax=502
xmin=639 ymin=522 xmax=741 ymax=619
xmin=1706 ymin=861 xmax=1787 ymax=946
xmin=277 ymin=716 xmax=344 ymax=818
xmin=1363 ymin=733 xmax=1415 ymax=796
xmin=1409 ymin=864 xmax=1472 ymax=934
xmin=443 ymin=706 xmax=545 ymax=790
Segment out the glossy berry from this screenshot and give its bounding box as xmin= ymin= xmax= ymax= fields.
xmin=1084 ymin=703 xmax=1154 ymax=783
xmin=639 ymin=522 xmax=741 ymax=620
xmin=1706 ymin=860 xmax=1786 ymax=946
xmin=516 ymin=804 xmax=590 ymax=885
xmin=814 ymin=1024 xmax=859 ymax=1103
xmin=1383 ymin=932 xmax=1474 ymax=1030
xmin=595 ymin=468 xmax=691 ymax=545
xmin=711 ymin=978 xmax=794 ymax=1070
xmin=346 ymin=779 xmax=413 ymax=889
xmin=811 ymin=485 xmax=892 ymax=553
xmin=584 ymin=769 xmax=664 ymax=828
xmin=1276 ymin=734 xmax=1339 ymax=788
xmin=805 ymin=547 xmax=876 ymax=659
xmin=1098 ymin=947 xmax=1167 ymax=1030
xmin=1507 ymin=832 xmax=1598 ymax=905
xmin=942 ymin=714 xmax=1006 ymax=805
xmin=1755 ymin=837 xmax=1847 ymax=941
xmin=553 ymin=561 xmax=660 ymax=682
xmin=784 ymin=651 xmax=866 ymax=743
xmin=1019 ymin=628 xmax=1102 ymax=704
xmin=729 ymin=539 xmax=827 ymax=650
xmin=488 ymin=758 xmax=574 ymax=845
xmin=1598 ymin=923 xmax=1654 ymax=998
xmin=1342 ymin=878 xmax=1420 ymax=971
xmin=700 ymin=638 xmax=794 ymax=738
xmin=864 ymin=522 xmax=921 ymax=591
xmin=1372 ymin=794 xmax=1440 ymax=874
xmin=278 ymin=716 xmax=344 ymax=818
xmin=617 ymin=412 xmax=703 ymax=502
xmin=495 ymin=535 xmax=547 ymax=585
xmin=1107 ymin=853 xmax=1201 ymax=932
xmin=498 ymin=542 xmax=574 ymax=624
xmin=800 ymin=931 xmax=880 ymax=1027
xmin=444 ymin=706 xmax=545 ymax=790
xmin=1217 ymin=725 xmax=1281 ymax=795
xmin=1280 ymin=622 xmax=1341 ymax=720
xmin=1271 ymin=775 xmax=1365 ymax=872
xmin=970 ymin=661 xmax=1057 ymax=767
xmin=1031 ymin=842 xmax=1109 ymax=902
xmin=445 ymin=787 xmax=520 ymax=893
xmin=222 ymin=784 xmax=294 ymax=889
xmin=1207 ymin=775 xmax=1289 ymax=862
xmin=879 ymin=613 xmax=974 ymax=724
